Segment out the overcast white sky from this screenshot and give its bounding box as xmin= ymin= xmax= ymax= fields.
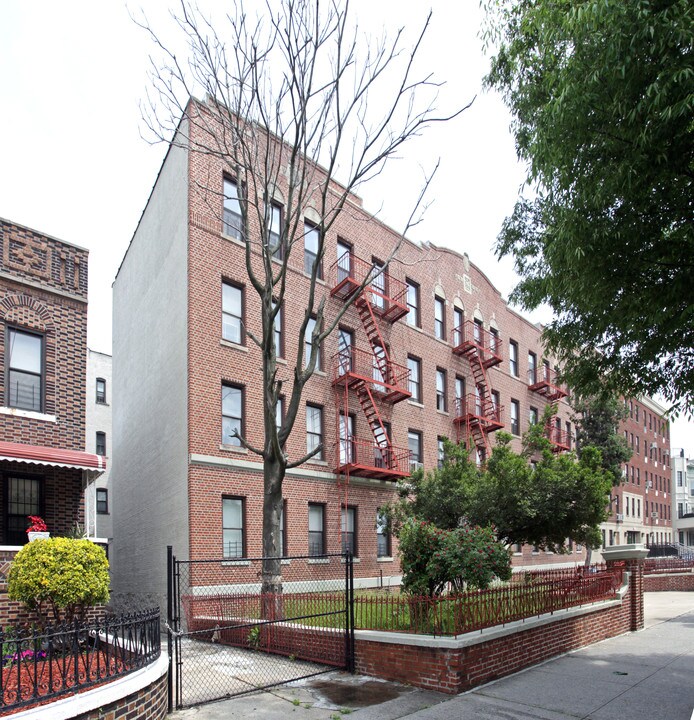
xmin=1 ymin=1 xmax=691 ymax=454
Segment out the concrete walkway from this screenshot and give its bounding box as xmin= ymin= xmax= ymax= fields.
xmin=171 ymin=592 xmax=694 ymax=720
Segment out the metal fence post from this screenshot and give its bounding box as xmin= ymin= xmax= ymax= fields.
xmin=348 ymin=552 xmax=355 ymax=673
xmin=166 ymin=545 xmax=174 ymax=713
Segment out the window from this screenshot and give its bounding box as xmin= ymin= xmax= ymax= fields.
xmin=273 ymin=302 xmax=284 ymax=358
xmin=437 ymin=437 xmax=445 ymax=469
xmin=529 ymin=406 xmax=539 ymax=426
xmin=268 ymin=203 xmax=284 ymax=258
xmin=339 ymin=413 xmax=355 ymax=464
xmin=280 ymin=500 xmax=288 ymax=557
xmin=527 ymin=352 xmax=537 ymax=384
xmin=337 ymin=328 xmax=353 ymax=376
xmin=510 ymin=400 xmax=520 ymax=435
xmin=222 ymin=496 xmax=245 ymax=558
xmin=678 ymin=471 xmax=684 ymax=486
xmin=96 ymin=488 xmax=108 ymax=514
xmin=222 ymin=384 xmax=243 ymax=446
xmin=408 ymin=356 xmax=421 ymax=402
xmin=96 ymin=431 xmax=106 ymax=457
xmin=434 ymin=296 xmax=446 ymax=340
xmin=223 ymin=177 xmax=243 ymax=240
xmin=7 ymin=327 xmax=43 ymax=412
xmin=336 ymin=239 xmax=352 ymax=282
xmin=342 ymin=506 xmax=357 ymax=555
xmin=406 ymin=280 xmax=420 ymax=327
xmin=304 ymin=222 xmax=322 ymax=279
xmin=435 ymin=368 xmax=447 ymax=412
xmin=306 ymin=404 xmax=323 ymax=460
xmin=636 ymin=436 xmax=640 ymax=454
xmin=305 ymin=316 xmax=321 ymax=370
xmin=489 ymin=327 xmax=500 ymax=355
xmin=376 ymin=510 xmax=391 ymax=558
xmin=473 ymin=318 xmax=483 ymax=345
xmin=96 ymin=378 xmax=107 ymax=404
xmin=276 ymin=396 xmax=284 ymax=436
xmin=5 ymin=476 xmax=43 ymax=545
xmin=455 ymin=375 xmax=465 ymax=415
xmin=372 ymin=345 xmax=387 ymax=393
xmin=308 ymin=503 xmax=325 ymax=556
xmin=371 ymin=259 xmax=386 ymax=311
xmin=491 ymin=390 xmax=500 ymax=422
xmin=408 ymin=430 xmax=423 ymax=471
xmin=452 ymin=307 xmax=464 ymax=345
xmin=222 ymin=282 xmax=244 ymax=344
xmin=635 ymin=406 xmax=640 ymax=422
xmin=508 ymin=340 xmax=519 ymax=377
xmin=565 ymin=421 xmax=572 ymax=450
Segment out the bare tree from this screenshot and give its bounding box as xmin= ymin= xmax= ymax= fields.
xmin=136 ymin=0 xmax=468 ymax=596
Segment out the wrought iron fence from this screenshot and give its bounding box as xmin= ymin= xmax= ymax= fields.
xmin=644 ymin=557 xmax=694 ymax=574
xmin=342 ymin=565 xmax=622 ymax=637
xmin=0 ymin=608 xmax=160 ymax=713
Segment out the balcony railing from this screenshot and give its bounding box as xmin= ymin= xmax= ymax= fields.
xmin=454 ymin=393 xmax=504 ymax=432
xmin=546 ymin=423 xmax=571 ymax=452
xmin=451 ymin=321 xmax=502 ymax=368
xmin=528 ymin=366 xmax=568 ymax=400
xmin=334 ymin=437 xmax=410 ymax=481
xmin=331 ymin=348 xmax=410 ymax=403
xmin=329 ymin=252 xmax=408 ymax=323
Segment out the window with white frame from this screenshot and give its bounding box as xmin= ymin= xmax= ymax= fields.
xmin=406 ymin=280 xmax=420 ymax=327
xmin=408 ymin=430 xmax=423 ymax=471
xmin=341 ymin=506 xmax=357 ymax=555
xmin=434 ymin=296 xmax=445 ymax=340
xmin=305 ymin=316 xmax=321 ymax=370
xmin=308 ymin=503 xmax=325 ymax=555
xmin=436 ymin=368 xmax=447 ymax=412
xmin=222 ymin=282 xmax=244 ymax=344
xmin=7 ymin=327 xmax=43 ymax=412
xmin=306 ymin=404 xmax=323 ymax=460
xmin=304 ymin=222 xmax=322 ymax=278
xmin=510 ymin=399 xmax=520 ymax=435
xmin=376 ymin=510 xmax=391 ymax=557
xmin=222 ymin=384 xmax=243 ymax=446
xmin=223 ymin=177 xmax=243 ymax=240
xmin=222 ymin=496 xmax=245 ymax=558
xmin=408 ymin=356 xmax=421 ymax=402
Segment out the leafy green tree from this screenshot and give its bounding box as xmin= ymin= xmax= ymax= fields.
xmin=572 ymin=393 xmax=633 ymax=484
xmin=8 ymin=538 xmax=110 ymax=626
xmin=397 ymin=519 xmax=511 ymax=596
xmin=471 ymin=429 xmax=613 ymax=552
xmin=483 ymin=0 xmax=694 ymax=411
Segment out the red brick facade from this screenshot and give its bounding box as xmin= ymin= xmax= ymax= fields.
xmin=0 ymin=219 xmax=89 ymax=547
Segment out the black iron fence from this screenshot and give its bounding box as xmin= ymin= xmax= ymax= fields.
xmin=167 ymin=548 xmax=354 ymax=710
xmin=0 ymin=608 xmax=160 ymax=713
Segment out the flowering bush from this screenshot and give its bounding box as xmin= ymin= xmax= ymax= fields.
xmin=398 ymin=519 xmax=511 ymax=596
xmin=8 ymin=538 xmax=110 ymax=626
xmin=26 ymin=516 xmax=47 ymax=533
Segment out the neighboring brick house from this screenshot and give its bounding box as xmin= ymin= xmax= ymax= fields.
xmin=0 ymin=218 xmax=104 ymax=554
xmin=110 ymin=102 xmax=669 ymax=608
xmin=672 ymin=449 xmax=694 ymax=548
xmin=85 ymin=348 xmax=112 ymax=551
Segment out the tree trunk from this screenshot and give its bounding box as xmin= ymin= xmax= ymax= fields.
xmin=261 ymin=456 xmax=284 ymax=619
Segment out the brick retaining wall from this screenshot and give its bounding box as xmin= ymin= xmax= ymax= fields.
xmin=71 ymin=671 xmax=168 ymax=720
xmin=644 ymin=571 xmax=694 ymax=592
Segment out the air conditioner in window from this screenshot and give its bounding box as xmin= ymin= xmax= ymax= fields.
xmin=409 ymin=462 xmax=423 ymax=472
xmin=615 ymin=513 xmax=624 ymax=522
xmin=651 ymin=512 xmax=659 ymax=519
xmin=647 ymin=480 xmax=653 ymax=488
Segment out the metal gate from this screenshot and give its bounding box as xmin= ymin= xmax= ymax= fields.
xmin=167 ymin=548 xmax=355 ymax=710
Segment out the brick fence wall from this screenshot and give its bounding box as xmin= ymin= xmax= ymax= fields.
xmin=644 ymin=571 xmax=694 ymax=592
xmin=71 ymin=671 xmax=168 ymax=720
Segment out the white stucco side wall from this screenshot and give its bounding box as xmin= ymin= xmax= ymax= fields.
xmin=111 ymin=121 xmax=190 ymax=612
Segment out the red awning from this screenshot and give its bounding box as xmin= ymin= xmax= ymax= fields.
xmin=0 ymin=441 xmax=106 ymax=473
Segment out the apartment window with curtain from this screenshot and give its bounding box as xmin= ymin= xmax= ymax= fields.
xmin=222 ymin=282 xmax=244 ymax=344
xmin=509 ymin=340 xmax=519 ymax=377
xmin=376 ymin=510 xmax=391 ymax=558
xmin=308 ymin=503 xmax=325 ymax=555
xmin=408 ymin=430 xmax=423 ymax=471
xmin=510 ymin=399 xmax=520 ymax=435
xmin=222 ymin=384 xmax=244 ymax=446
xmin=434 ymin=296 xmax=445 ymax=339
xmin=222 ymin=496 xmax=245 ymax=558
xmin=527 ymin=351 xmax=537 ymax=384
xmin=306 ymin=404 xmax=323 ymax=460
xmin=406 ymin=280 xmax=420 ymax=327
xmin=452 ymin=306 xmax=464 ymax=345
xmin=435 ymin=368 xmax=447 ymax=412
xmin=408 ymin=356 xmax=422 ymax=402
xmin=341 ymin=506 xmax=357 ymax=556
xmin=455 ymin=375 xmax=465 ymax=415
xmin=304 ymin=222 xmax=322 ymax=278
xmin=223 ymin=177 xmax=243 ymax=240
xmin=529 ymin=406 xmax=538 ymax=425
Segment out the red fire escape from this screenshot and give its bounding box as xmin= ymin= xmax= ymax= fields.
xmin=451 ymin=320 xmax=504 ymax=459
xmin=329 ymin=252 xmax=412 ymax=485
xmin=528 ymin=363 xmax=570 ymax=452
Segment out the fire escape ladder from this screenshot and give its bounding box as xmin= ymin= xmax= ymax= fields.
xmin=466 ymin=346 xmax=494 ymax=458
xmin=355 ymin=293 xmax=392 ymax=382
xmin=355 ymin=381 xmax=392 ymax=454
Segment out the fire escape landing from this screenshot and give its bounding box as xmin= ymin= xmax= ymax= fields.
xmin=451 ymin=321 xmax=504 ymax=458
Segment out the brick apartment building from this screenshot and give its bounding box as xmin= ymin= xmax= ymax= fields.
xmin=672 ymin=449 xmax=694 ymax=548
xmin=111 ymin=103 xmax=669 ymax=607
xmin=0 ymin=218 xmax=104 ymax=553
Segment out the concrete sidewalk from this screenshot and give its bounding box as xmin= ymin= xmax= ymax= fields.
xmin=171 ymin=592 xmax=694 ymax=720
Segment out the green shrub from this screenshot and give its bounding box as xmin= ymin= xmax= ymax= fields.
xmin=8 ymin=537 xmax=110 ymax=625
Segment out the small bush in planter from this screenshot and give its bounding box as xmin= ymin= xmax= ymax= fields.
xmin=8 ymin=537 xmax=110 ymax=626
